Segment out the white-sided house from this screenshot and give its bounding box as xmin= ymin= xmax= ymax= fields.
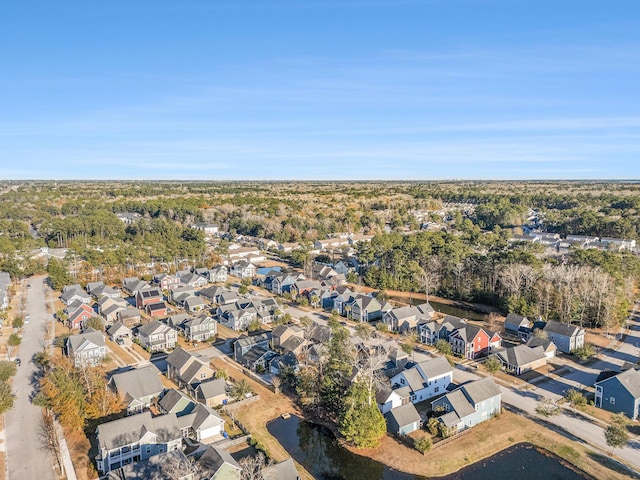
xmin=137 ymin=320 xmax=178 ymax=352
xmin=230 ymin=260 xmax=256 ymax=279
xmin=209 ymin=266 xmax=228 ymax=283
xmin=177 ymin=403 xmax=225 ymax=442
xmin=65 ymin=328 xmax=106 ymax=366
xmin=390 ymin=355 xmax=453 ymax=404
xmin=95 ymin=411 xmax=183 ymax=474
xmin=376 ymin=386 xmax=411 ymax=414
xmin=184 ymin=313 xmax=217 ymax=342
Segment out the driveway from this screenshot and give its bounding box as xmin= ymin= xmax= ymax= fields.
xmin=5 ymin=278 xmax=56 ymax=480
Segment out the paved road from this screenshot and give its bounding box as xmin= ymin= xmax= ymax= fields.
xmin=5 ymin=278 xmax=56 ymax=480
xmin=453 ymin=365 xmax=640 ymax=473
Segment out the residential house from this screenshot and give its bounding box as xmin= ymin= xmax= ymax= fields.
xmin=271 ymin=324 xmax=305 ymax=353
xmin=115 ymin=212 xmax=141 ymax=224
xmin=195 ymin=378 xmax=229 ymax=408
xmin=290 ymin=279 xmax=323 ymax=297
xmin=60 ymin=288 xmax=92 ymax=306
xmin=269 ymin=352 xmax=299 ymax=376
xmin=108 ymin=365 xmax=165 ymax=415
xmin=184 ymin=313 xmax=217 ymax=342
xmin=390 ymin=355 xmax=453 ymax=404
xmin=92 ymin=284 xmax=121 ymax=300
xmin=209 ymin=266 xmax=228 ymax=283
xmin=383 ymin=303 xmax=435 ymax=332
xmin=106 ymin=450 xmax=193 ymax=480
xmin=135 ymin=288 xmax=163 ymax=309
xmin=65 ymin=328 xmax=106 ymax=366
xmin=525 ymin=337 xmax=557 ymax=358
xmin=543 ymin=320 xmax=585 ymax=354
xmin=504 ymin=313 xmax=530 ymax=337
xmin=277 ymin=242 xmax=300 ymax=253
xmin=137 ymin=320 xmax=177 ymax=352
xmin=122 ymin=277 xmax=150 ymax=297
xmin=348 ymin=234 xmax=374 ymax=245
xmin=333 ymin=260 xmax=352 ymax=276
xmin=271 ymin=273 xmax=302 ymax=295
xmin=348 ymin=295 xmax=391 ymax=322
xmin=262 ymin=458 xmax=301 ymax=480
xmin=191 ymin=222 xmax=219 ymax=235
xmin=376 ymin=386 xmax=411 ymax=414
xmin=146 ymin=301 xmax=168 ymax=318
xmin=178 ymin=403 xmax=225 ymax=442
xmin=600 ymin=237 xmax=636 ymax=252
xmin=314 ymin=237 xmax=350 ymax=251
xmin=184 ymin=296 xmax=206 ymax=313
xmin=230 ymin=260 xmax=256 ymax=279
xmin=594 ymin=368 xmax=640 ymax=420
xmin=98 ymin=296 xmax=129 ymax=324
xmin=431 ymin=377 xmax=502 ymax=435
xmin=385 ymin=403 xmax=422 ymax=436
xmin=169 ymin=285 xmax=197 ymax=307
xmin=158 ymin=388 xmax=196 ymax=417
xmin=449 ymin=325 xmax=502 ymax=360
xmin=226 ymin=246 xmax=261 ymax=261
xmin=106 ymin=322 xmax=132 ymax=341
xmin=234 ymin=332 xmax=273 ymax=367
xmin=67 ymin=303 xmax=95 ymax=330
xmin=95 ymin=411 xmax=182 ymax=474
xmin=117 ymin=307 xmax=142 ymax=327
xmin=492 ymin=344 xmax=547 ymax=375
xmin=166 ymin=347 xmax=215 ymax=392
xmin=180 ymin=272 xmax=208 ymax=288
xmin=153 ymin=273 xmax=181 ymax=291
xmin=196 ymin=445 xmax=242 ymax=480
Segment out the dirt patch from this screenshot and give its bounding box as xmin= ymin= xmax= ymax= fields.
xmin=64 ymin=428 xmax=93 ymax=480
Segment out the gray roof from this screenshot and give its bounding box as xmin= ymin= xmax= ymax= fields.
xmin=96 ymin=411 xmax=181 ymax=450
xmin=61 ymin=289 xmax=91 ymax=304
xmin=138 ymin=320 xmax=173 ymax=336
xmin=106 ymin=322 xmax=131 ymax=337
xmin=109 ymin=365 xmax=164 ymax=402
xmin=197 ymin=445 xmax=241 ymax=476
xmin=66 ymin=328 xmax=105 ymax=352
xmin=387 ymin=403 xmax=421 ymax=428
xmin=495 ymin=344 xmax=545 ymax=368
xmin=444 ymin=389 xmax=476 ymax=418
xmin=596 ymin=368 xmax=640 ymax=399
xmin=543 ymin=320 xmax=583 ymax=338
xmin=401 ymin=368 xmax=425 ymax=393
xmin=262 ymin=458 xmax=300 ymax=480
xmin=196 ymin=378 xmax=227 ymax=399
xmin=158 ymin=389 xmax=196 ymax=415
xmin=417 ymin=355 xmax=453 ymax=379
xmin=166 ymin=346 xmax=198 ymax=370
xmin=525 ymin=337 xmax=556 ymax=351
xmin=107 ymin=449 xmax=190 ymax=480
xmin=461 ymin=376 xmax=502 ymax=405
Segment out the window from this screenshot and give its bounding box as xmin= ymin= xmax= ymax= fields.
xmin=145 ymin=446 xmax=151 ymax=454
xmin=435 ymin=387 xmax=439 ymax=393
xmin=610 ymin=397 xmax=616 ymax=405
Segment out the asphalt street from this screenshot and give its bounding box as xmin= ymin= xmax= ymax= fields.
xmin=5 ymin=278 xmax=56 ymax=480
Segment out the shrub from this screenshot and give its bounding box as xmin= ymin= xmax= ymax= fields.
xmin=414 ymin=436 xmax=432 ymax=453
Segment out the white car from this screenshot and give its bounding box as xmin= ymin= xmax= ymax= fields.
xmin=24 ymin=314 xmax=30 ymax=324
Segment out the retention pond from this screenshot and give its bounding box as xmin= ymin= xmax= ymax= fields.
xmin=267 ymin=415 xmax=591 ymax=480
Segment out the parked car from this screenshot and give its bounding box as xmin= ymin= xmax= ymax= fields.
xmin=27 ymin=284 xmax=31 ymax=289
xmin=24 ymin=314 xmax=30 ymax=324
xmin=115 ymin=337 xmax=125 ymax=346
xmin=14 ymin=358 xmax=21 ymax=366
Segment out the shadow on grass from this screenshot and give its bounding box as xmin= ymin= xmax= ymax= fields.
xmin=586 ymin=451 xmax=640 ymax=479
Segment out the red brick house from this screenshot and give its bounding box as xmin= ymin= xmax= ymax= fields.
xmin=449 ymin=325 xmax=501 ymax=360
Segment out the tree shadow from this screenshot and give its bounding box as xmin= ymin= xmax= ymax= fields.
xmin=586 ymin=451 xmax=640 ymax=479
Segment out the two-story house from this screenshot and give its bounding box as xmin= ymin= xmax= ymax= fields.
xmin=595 ymin=368 xmax=640 ymax=420
xmin=389 ymin=356 xmax=453 ymax=404
xmin=135 ymin=288 xmax=163 ymax=309
xmin=137 ymin=320 xmax=177 ymax=352
xmin=383 ymin=303 xmax=435 ymax=333
xmin=65 ymin=328 xmax=106 ymax=366
xmin=543 ymin=320 xmax=585 ymax=354
xmin=230 ymin=260 xmax=256 ymax=279
xmin=166 ymin=347 xmax=215 ymax=393
xmin=66 ymin=303 xmax=95 ymax=330
xmin=183 ymin=313 xmax=217 ymax=342
xmin=449 ymin=325 xmax=501 ymax=360
xmin=431 ymin=376 xmax=502 ymax=435
xmin=95 ymin=411 xmax=183 ymax=474
xmin=153 ymin=273 xmax=181 ymax=291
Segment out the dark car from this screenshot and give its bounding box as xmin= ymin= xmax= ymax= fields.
xmin=14 ymin=358 xmax=21 ymax=366
xmin=27 ymin=284 xmax=31 ymax=289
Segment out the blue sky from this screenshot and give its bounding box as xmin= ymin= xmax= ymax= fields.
xmin=1 ymin=0 xmax=639 ymax=180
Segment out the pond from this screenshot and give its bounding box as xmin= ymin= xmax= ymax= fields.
xmin=268 ymin=415 xmax=590 ymax=480
xmin=257 ymin=266 xmax=281 ymax=275
xmin=392 ymin=296 xmax=491 ymax=322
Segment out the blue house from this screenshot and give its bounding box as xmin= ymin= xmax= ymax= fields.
xmin=542 ymin=320 xmax=585 ymax=354
xmin=431 ymin=377 xmax=501 ymax=435
xmin=385 ymin=403 xmax=421 ymax=436
xmin=595 ymin=368 xmax=640 ymax=420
